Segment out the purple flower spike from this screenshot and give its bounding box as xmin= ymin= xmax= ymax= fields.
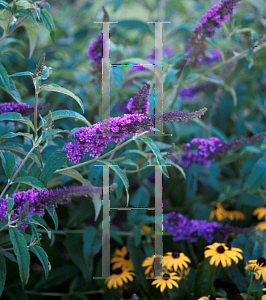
xmin=64 ymin=108 xmax=207 ymax=163
xmin=0 ymin=184 xmax=117 ymax=229
xmin=0 ymin=102 xmax=44 ymax=118
xmin=126 ymin=84 xmax=150 ymax=115
xmin=204 ymin=49 xmax=222 ymax=64
xmin=179 ymin=83 xmax=211 ymax=100
xmin=87 ymin=34 xmax=103 ymax=66
xmin=164 ymin=211 xmax=250 ymax=243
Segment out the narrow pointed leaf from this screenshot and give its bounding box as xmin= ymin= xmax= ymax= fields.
xmin=39 ymin=84 xmax=84 ymax=113
xmin=9 ymin=71 xmax=34 ymax=77
xmin=0 ymin=254 xmax=6 ymax=297
xmin=16 ymin=9 xmax=38 ymax=26
xmin=39 ymin=8 xmax=55 ymax=43
xmin=9 ymin=227 xmax=30 ymax=289
xmin=0 ymin=150 xmax=15 ymax=179
xmin=0 ymin=62 xmax=10 ymax=91
xmin=0 ymin=113 xmax=34 ymax=130
xmin=29 ymin=245 xmax=50 ymax=279
xmin=13 ymin=176 xmax=45 ymax=190
xmin=0 ymin=0 xmax=11 ymax=10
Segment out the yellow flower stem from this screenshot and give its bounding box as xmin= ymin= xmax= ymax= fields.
xmin=247 ymin=273 xmax=254 ymax=300
xmin=167 ymin=287 xmax=173 ymax=300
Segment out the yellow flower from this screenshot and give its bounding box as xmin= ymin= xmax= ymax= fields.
xmin=262 ymin=288 xmax=266 ymax=300
xmin=151 ymin=271 xmax=180 ymax=293
xmin=140 ymin=224 xmax=155 ymax=239
xmin=105 ymin=268 xmax=135 ymax=289
xmin=163 ymin=252 xmax=191 ymax=271
xmin=198 ymin=296 xmax=228 ymax=300
xmin=253 ymin=207 xmax=266 ymax=220
xmin=210 ymin=202 xmax=227 ymax=221
xmin=256 ymin=221 xmax=266 ymax=232
xmin=204 ymin=243 xmax=243 ymax=267
xmin=245 ymin=258 xmax=266 ymax=281
xmin=224 ymin=209 xmax=245 ymax=221
xmin=111 ymin=246 xmax=134 ymax=271
xmin=245 ymin=260 xmax=261 ymax=274
xmin=142 ymin=255 xmax=163 ymax=276
xmin=176 ymin=268 xmax=190 ymax=279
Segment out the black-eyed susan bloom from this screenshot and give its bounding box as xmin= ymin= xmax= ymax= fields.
xmin=142 ymin=255 xmax=163 ymax=276
xmin=253 ymin=207 xmax=266 ymax=220
xmin=105 ymin=268 xmax=135 ymax=289
xmin=176 ymin=268 xmax=190 ymax=279
xmin=198 ymin=296 xmax=228 ymax=300
xmin=163 ymin=252 xmax=191 ymax=271
xmin=151 ymin=272 xmax=180 ymax=293
xmin=256 ymin=221 xmax=266 ymax=232
xmin=245 ymin=258 xmax=266 ymax=282
xmin=111 ymin=246 xmax=134 ymax=271
xmin=224 ymin=209 xmax=245 ymax=221
xmin=204 ymin=243 xmax=243 ymax=267
xmin=140 ymin=224 xmax=155 ymax=239
xmin=210 ymin=202 xmax=227 ymax=221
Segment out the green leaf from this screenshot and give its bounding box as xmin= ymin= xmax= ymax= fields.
xmin=165 ymin=159 xmax=186 ymax=179
xmin=0 ymin=132 xmax=34 ymax=141
xmin=21 ymin=18 xmax=37 ymax=58
xmin=182 ymin=64 xmax=191 ymax=82
xmin=39 ymin=151 xmax=67 ymax=186
xmin=0 ymin=62 xmax=10 ymax=91
xmin=6 ymin=198 xmax=14 ymax=219
xmin=13 ymin=176 xmax=45 ymax=190
xmin=39 ymin=84 xmax=84 ymax=113
xmin=9 ymin=227 xmax=30 ymax=289
xmin=40 ymin=66 xmax=52 ymax=80
xmin=46 ymin=208 xmax=58 ymax=230
xmin=0 ymin=9 xmax=11 ymax=30
xmin=6 ymin=78 xmax=22 ymax=102
xmin=128 ymin=186 xmax=149 ymax=222
xmin=16 ymin=9 xmax=38 ymax=26
xmin=224 ymin=85 xmax=237 ymax=107
xmin=57 ymin=169 xmax=92 ymax=186
xmin=122 ymin=149 xmax=149 ymax=159
xmin=0 ymin=254 xmax=6 ymax=297
xmin=246 ymin=156 xmax=266 ymax=193
xmin=9 ymin=71 xmax=34 ymax=78
xmin=133 ymin=224 xmax=141 ymax=247
xmin=0 ymin=112 xmax=34 ymax=130
xmin=0 ymin=150 xmax=15 ymax=179
xmin=0 ymin=0 xmax=11 ymax=10
xmin=98 ymin=159 xmax=130 ymax=206
xmin=194 ymin=257 xmax=216 ymax=299
xmin=39 ymin=110 xmax=90 ymax=128
xmin=29 ymin=245 xmax=50 ymax=279
xmin=92 ymin=193 xmax=101 ymax=221
xmin=39 ymin=8 xmax=55 ymax=44
xmin=16 ymin=0 xmax=35 ymax=10
xmin=116 ymin=20 xmax=150 ymax=31
xmin=41 ymin=129 xmax=71 ymax=143
xmin=139 ymin=137 xmax=169 ymax=178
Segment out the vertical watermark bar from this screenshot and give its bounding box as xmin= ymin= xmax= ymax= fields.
xmin=154 ymin=164 xmax=163 ymax=277
xmin=102 ymin=22 xmax=110 ymax=134
xmin=93 ymin=165 xmax=111 ymax=279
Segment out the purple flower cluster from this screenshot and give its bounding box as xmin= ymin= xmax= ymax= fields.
xmin=0 ymin=102 xmax=44 ymax=117
xmin=164 ymin=212 xmax=248 ymax=243
xmin=126 ymin=84 xmax=150 ymax=115
xmin=182 ymin=0 xmax=241 ymax=67
xmin=0 ymin=184 xmax=117 ymax=227
xmin=171 ymin=132 xmax=266 ymax=168
xmin=87 ymin=34 xmax=103 ymax=66
xmin=64 ymin=107 xmax=207 ymax=163
xmin=204 ymin=49 xmax=222 ymax=64
xmin=179 ymin=82 xmax=211 ymax=101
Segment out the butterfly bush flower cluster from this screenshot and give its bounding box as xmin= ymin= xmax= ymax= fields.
xmin=164 ymin=212 xmax=250 ymax=243
xmin=0 ymin=102 xmax=44 ymax=117
xmin=0 ymin=184 xmax=117 ymax=228
xmin=126 ymin=84 xmax=150 ymax=115
xmin=171 ymin=133 xmax=266 ymax=167
xmin=87 ymin=33 xmax=103 ymax=66
xmin=204 ymin=48 xmax=222 ymax=64
xmin=179 ymin=82 xmax=211 ymax=101
xmin=181 ymin=0 xmax=241 ymax=67
xmin=64 ymin=106 xmax=207 ymax=163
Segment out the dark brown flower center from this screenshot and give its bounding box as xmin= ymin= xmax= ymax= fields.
xmin=226 ymin=243 xmax=232 ymax=250
xmin=172 ymin=252 xmax=180 ymax=259
xmin=114 ymin=268 xmax=123 ymax=275
xmin=163 ymin=273 xmax=170 ymax=280
xmin=122 ymin=290 xmax=133 ymax=299
xmin=209 ymin=296 xmax=216 ymax=300
xmin=124 ymin=252 xmax=131 ymax=260
xmin=232 ymin=293 xmax=244 ymax=300
xmin=257 ymin=257 xmax=266 ymax=267
xmin=216 ymin=245 xmax=225 ymax=253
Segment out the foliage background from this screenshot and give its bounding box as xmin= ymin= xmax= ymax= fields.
xmin=1 ymin=0 xmax=266 ymax=299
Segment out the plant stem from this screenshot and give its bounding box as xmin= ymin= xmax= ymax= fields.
xmin=167 ymin=288 xmax=173 ymax=300
xmin=34 ymin=76 xmax=44 ymax=169
xmin=187 ymin=240 xmax=199 ymax=267
xmin=247 ymin=273 xmax=254 ymax=300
